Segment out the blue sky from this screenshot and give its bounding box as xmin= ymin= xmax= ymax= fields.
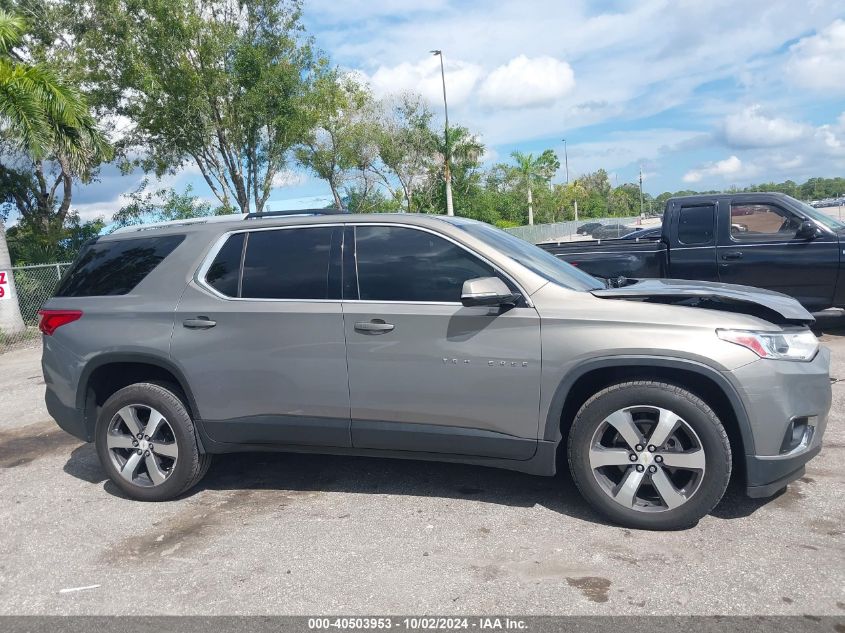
xmin=69 ymin=0 xmax=845 ymax=221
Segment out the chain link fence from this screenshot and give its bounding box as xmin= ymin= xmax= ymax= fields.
xmin=0 ymin=262 xmax=71 ymax=353
xmin=504 ymin=216 xmax=643 ymax=243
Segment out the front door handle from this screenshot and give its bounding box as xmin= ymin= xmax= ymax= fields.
xmin=183 ymin=317 xmax=217 ymax=329
xmin=721 ymin=251 xmax=743 ymax=260
xmin=354 ymin=320 xmax=394 ymax=333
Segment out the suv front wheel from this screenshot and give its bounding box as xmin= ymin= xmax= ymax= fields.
xmin=568 ymin=381 xmax=731 ymax=530
xmin=95 ymin=382 xmax=211 ymax=501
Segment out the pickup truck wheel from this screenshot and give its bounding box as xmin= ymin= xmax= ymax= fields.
xmin=95 ymin=382 xmax=211 ymax=501
xmin=568 ymin=381 xmax=731 ymax=530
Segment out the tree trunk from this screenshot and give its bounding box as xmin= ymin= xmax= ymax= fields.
xmin=527 ymin=184 xmax=534 ymax=226
xmin=0 ymin=221 xmax=27 ymax=337
xmin=330 ymin=181 xmax=344 ymax=210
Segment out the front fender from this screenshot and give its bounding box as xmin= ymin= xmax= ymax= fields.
xmin=541 ymin=355 xmax=755 ymax=456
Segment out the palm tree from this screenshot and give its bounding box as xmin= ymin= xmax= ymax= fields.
xmin=0 ymin=11 xmax=108 ymax=166
xmin=510 ymin=149 xmax=560 ymax=225
xmin=0 ymin=11 xmax=109 ymax=339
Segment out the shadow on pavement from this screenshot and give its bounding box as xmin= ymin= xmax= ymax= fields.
xmin=62 ymin=442 xmax=784 ymax=527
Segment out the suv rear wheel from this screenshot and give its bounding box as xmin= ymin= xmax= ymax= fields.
xmin=95 ymin=382 xmax=211 ymax=501
xmin=568 ymin=381 xmax=731 ymax=530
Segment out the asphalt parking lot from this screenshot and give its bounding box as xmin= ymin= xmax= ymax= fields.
xmin=0 ymin=317 xmax=843 ymax=616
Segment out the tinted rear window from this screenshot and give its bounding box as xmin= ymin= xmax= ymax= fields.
xmin=677 ymin=205 xmax=715 ymax=245
xmin=241 ymin=227 xmax=335 ymax=299
xmin=55 ymin=235 xmax=184 ymax=297
xmin=205 ymin=233 xmax=245 ymax=297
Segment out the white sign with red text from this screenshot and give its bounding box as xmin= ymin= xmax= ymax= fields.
xmin=0 ymin=270 xmax=8 ymax=301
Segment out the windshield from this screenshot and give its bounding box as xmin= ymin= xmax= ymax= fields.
xmin=447 ymin=219 xmax=605 ymax=291
xmin=793 ymin=199 xmax=845 ymax=231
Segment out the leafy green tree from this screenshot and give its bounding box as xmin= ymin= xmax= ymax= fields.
xmin=609 ymin=183 xmax=640 ymax=216
xmin=372 ymin=93 xmax=438 ymax=213
xmin=0 ymin=8 xmax=109 ymax=335
xmin=0 ymin=8 xmax=110 ymax=231
xmin=415 ymin=125 xmax=485 ymax=216
xmin=296 ymin=73 xmax=376 ymax=210
xmin=6 ymin=211 xmax=103 ymax=263
xmin=111 ymin=179 xmax=229 ymax=229
xmin=343 ymin=185 xmax=402 ymax=214
xmin=509 ymin=149 xmax=559 ymax=225
xmin=77 ymin=0 xmax=321 ymax=215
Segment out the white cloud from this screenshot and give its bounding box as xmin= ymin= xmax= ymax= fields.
xmin=722 ymin=105 xmax=809 ymax=148
xmin=682 ymin=155 xmax=746 ymax=183
xmin=478 ymin=55 xmax=575 ymax=109
xmin=785 ymin=19 xmax=845 ymax=93
xmin=480 ymin=146 xmax=499 ymax=164
xmin=812 ymin=112 xmax=845 ymax=157
xmin=271 ymin=169 xmax=309 ymax=188
xmin=567 ymin=129 xmax=708 ymax=178
xmin=363 ymin=56 xmax=482 ymax=107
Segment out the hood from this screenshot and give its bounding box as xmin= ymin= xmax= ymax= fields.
xmin=591 ymin=278 xmax=814 ymax=325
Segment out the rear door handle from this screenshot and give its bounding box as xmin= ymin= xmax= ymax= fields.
xmin=721 ymin=251 xmax=743 ymax=260
xmin=183 ymin=317 xmax=217 ymax=329
xmin=354 ymin=320 xmax=394 ymax=333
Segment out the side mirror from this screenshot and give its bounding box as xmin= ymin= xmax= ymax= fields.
xmin=796 ymin=220 xmax=821 ymax=240
xmin=461 ymin=277 xmax=520 ymax=307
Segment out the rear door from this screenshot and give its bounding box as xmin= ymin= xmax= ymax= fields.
xmin=171 ymin=224 xmax=352 ymax=448
xmin=666 ymin=202 xmax=719 ymax=281
xmin=716 ymin=200 xmax=838 ymax=308
xmin=342 ymin=224 xmax=542 ymax=459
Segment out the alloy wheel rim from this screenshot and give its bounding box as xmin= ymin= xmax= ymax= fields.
xmin=588 ymin=405 xmax=706 ymax=513
xmin=106 ymin=404 xmax=178 ymax=487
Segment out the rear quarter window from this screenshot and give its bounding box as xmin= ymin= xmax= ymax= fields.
xmin=677 ymin=205 xmax=715 ymax=245
xmin=55 ymin=235 xmax=185 ymax=297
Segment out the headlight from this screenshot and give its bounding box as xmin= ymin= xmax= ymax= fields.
xmin=717 ymin=328 xmax=818 ymax=361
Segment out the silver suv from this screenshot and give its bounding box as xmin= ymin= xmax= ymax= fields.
xmin=40 ymin=211 xmax=831 ymax=530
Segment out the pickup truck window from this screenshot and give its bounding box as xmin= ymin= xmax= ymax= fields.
xmin=448 ymin=219 xmax=604 ymax=291
xmin=730 ymin=204 xmax=801 ymax=241
xmin=794 ymin=199 xmax=845 ymax=231
xmin=677 ymin=205 xmax=715 ymax=245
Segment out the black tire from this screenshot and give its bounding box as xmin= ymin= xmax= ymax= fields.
xmin=568 ymin=381 xmax=731 ymax=530
xmin=95 ymin=382 xmax=211 ymax=501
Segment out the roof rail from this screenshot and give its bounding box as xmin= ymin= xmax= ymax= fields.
xmin=109 ymin=207 xmax=346 ymax=235
xmin=245 ymin=208 xmax=347 ymax=219
xmin=111 ymin=214 xmax=248 ymax=234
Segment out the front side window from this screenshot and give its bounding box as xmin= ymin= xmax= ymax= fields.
xmin=730 ymin=204 xmax=802 ymax=241
xmin=240 ymin=227 xmax=335 ymax=299
xmin=355 ymin=225 xmax=496 ymax=302
xmin=447 ymin=218 xmax=604 ymax=291
xmin=677 ymin=205 xmax=715 ymax=245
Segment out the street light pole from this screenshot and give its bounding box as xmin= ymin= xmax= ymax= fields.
xmin=638 ymin=164 xmax=644 ymax=218
xmin=562 ymin=138 xmax=569 ymax=185
xmin=431 ymin=49 xmax=454 ymax=216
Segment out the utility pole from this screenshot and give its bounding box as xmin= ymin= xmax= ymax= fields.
xmin=562 ymin=139 xmax=575 ymax=221
xmin=431 ymin=50 xmax=454 ymax=216
xmin=638 ymin=165 xmax=644 ymax=217
xmin=562 ymin=139 xmax=569 ymax=184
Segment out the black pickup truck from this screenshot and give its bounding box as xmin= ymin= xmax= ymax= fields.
xmin=539 ymin=192 xmax=845 ymax=311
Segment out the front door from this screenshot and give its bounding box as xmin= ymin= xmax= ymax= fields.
xmin=342 ymin=224 xmax=542 ymax=460
xmin=171 ymin=225 xmax=352 ymax=448
xmin=716 ymin=200 xmax=839 ymax=309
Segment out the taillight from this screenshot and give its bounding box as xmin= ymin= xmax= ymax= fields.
xmin=37 ymin=309 xmax=83 ymax=335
